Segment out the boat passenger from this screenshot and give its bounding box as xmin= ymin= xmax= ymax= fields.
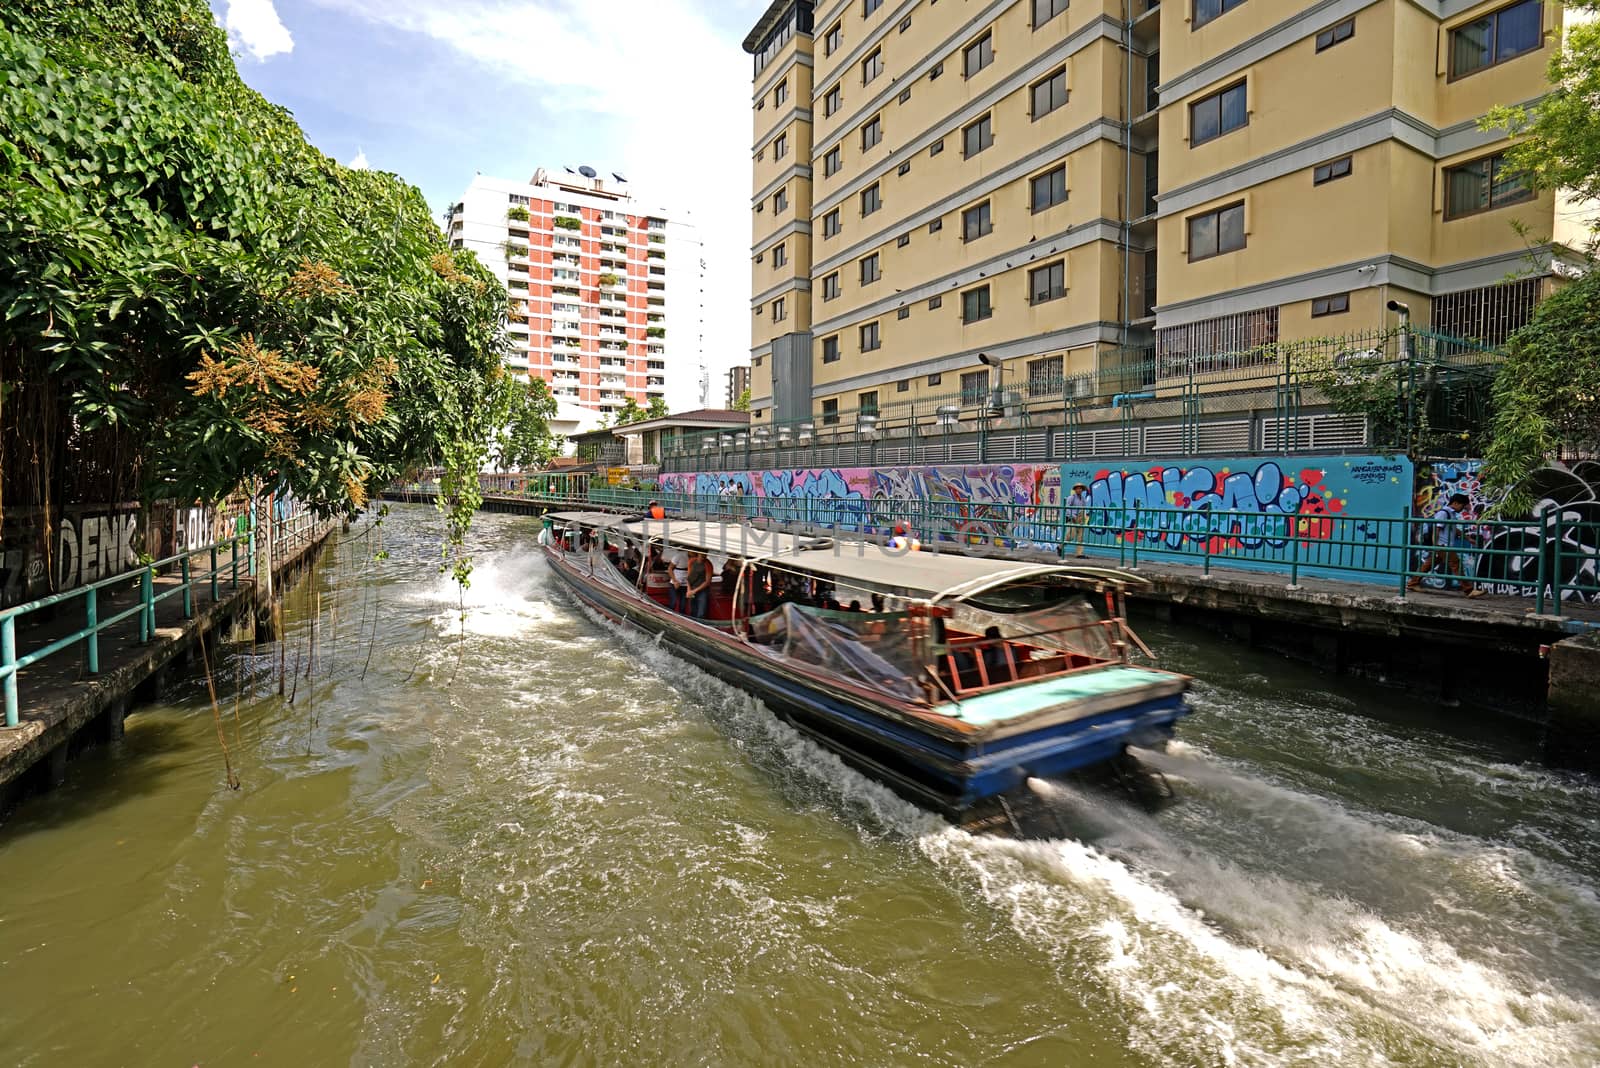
xmin=687 ymin=552 xmax=714 ymax=618
xmin=645 ymin=550 xmax=670 ymax=597
xmin=669 ymin=550 xmax=690 ymax=613
xmin=720 ymin=559 xmax=740 ymax=595
xmin=981 ymin=626 xmax=1013 ymax=684
xmin=870 ymin=594 xmax=885 ymax=613
xmin=847 ymin=600 xmax=862 ymax=612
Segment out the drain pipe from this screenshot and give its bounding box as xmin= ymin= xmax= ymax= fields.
xmin=1122 ymin=0 xmax=1135 ymax=350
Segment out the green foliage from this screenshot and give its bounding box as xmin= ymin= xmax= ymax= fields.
xmin=506 ymin=205 xmax=530 ymax=222
xmin=1484 ymin=3 xmax=1600 ymax=248
xmin=1483 ymin=268 xmax=1600 ymax=512
xmin=646 ymin=326 xmax=665 ymax=338
xmin=733 ymin=387 xmax=751 ymax=412
xmin=597 ymin=272 xmax=620 ymax=286
xmin=495 ymin=376 xmax=561 ymax=471
xmin=502 ymin=241 xmax=528 ymax=260
xmin=553 ymin=216 xmax=581 ymax=231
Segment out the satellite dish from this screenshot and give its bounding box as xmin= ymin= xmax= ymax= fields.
xmin=532 ymin=167 xmax=548 ymax=184
xmin=579 ymin=165 xmax=598 ymax=178
xmin=563 ymin=166 xmax=576 ymax=174
xmin=612 ymin=172 xmax=628 ymax=183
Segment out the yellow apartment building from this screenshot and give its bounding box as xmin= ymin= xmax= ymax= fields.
xmin=743 ymin=0 xmax=1586 ymax=430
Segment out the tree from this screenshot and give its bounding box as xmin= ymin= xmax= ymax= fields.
xmin=1484 ymin=2 xmax=1600 ymax=250
xmin=610 ymin=396 xmax=666 ymax=427
xmin=733 ymin=387 xmax=751 ymax=412
xmin=495 ymin=377 xmax=561 ymax=471
xmin=1482 ymin=269 xmax=1600 ymax=512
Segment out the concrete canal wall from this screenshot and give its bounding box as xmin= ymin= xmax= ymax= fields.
xmin=0 ymin=518 xmax=338 ymax=809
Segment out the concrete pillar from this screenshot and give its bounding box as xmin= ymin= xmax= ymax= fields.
xmin=1547 ymin=633 xmax=1600 ymax=772
xmin=104 ymin=698 xmax=127 ymax=742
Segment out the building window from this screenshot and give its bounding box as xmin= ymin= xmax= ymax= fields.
xmin=928 ymin=295 xmax=942 ymax=310
xmin=772 ymin=242 xmax=787 ymax=267
xmin=1444 ymin=152 xmax=1533 ymax=219
xmin=963 ymin=114 xmax=993 ymax=158
xmin=1193 ymin=0 xmax=1247 ymax=31
xmin=897 ymin=379 xmax=910 ymax=392
xmin=1031 ymin=69 xmax=1068 ymax=120
xmin=863 ymin=48 xmax=883 ymax=85
xmin=822 ymin=398 xmax=839 ymax=425
xmin=897 ymin=232 xmax=910 ymax=247
xmin=860 ymin=321 xmax=881 ymax=351
xmin=825 ymin=22 xmax=841 ymax=55
xmin=898 ymin=87 xmax=911 ymax=105
xmin=822 ymin=335 xmax=840 ymax=362
xmin=825 ymin=145 xmax=843 ymax=176
xmin=1431 ymin=277 xmax=1541 ymax=344
xmin=860 ymin=253 xmax=881 ymax=285
xmin=1034 ymin=0 xmax=1069 ymax=27
xmin=897 ymin=160 xmax=911 ymax=176
xmin=1028 ymin=355 xmax=1063 ymax=397
xmin=928 ymin=217 xmax=943 ymax=233
xmin=864 ymin=0 xmax=883 ymax=15
xmin=1187 ymin=201 xmax=1246 ymax=261
xmin=930 ymin=61 xmax=944 ymax=80
xmin=1316 ymin=18 xmax=1355 ymax=52
xmin=862 ymin=115 xmax=882 ymax=150
xmin=1314 ymin=156 xmax=1352 ymax=184
xmin=773 ymin=188 xmax=788 ymax=213
xmin=1190 ymin=81 xmax=1247 ymax=146
xmin=1311 ymin=293 xmax=1349 ymax=317
xmin=825 ymin=85 xmax=842 ymax=116
xmin=859 ymin=391 xmax=879 ymax=416
xmin=1156 ymin=307 xmax=1278 ymax=378
xmin=1031 ymin=165 xmax=1068 ymax=212
xmin=930 ymin=138 xmax=945 ymax=156
xmin=1450 ymin=0 xmax=1543 ymax=80
xmin=1029 ymin=261 xmax=1066 ymax=305
xmin=897 ymin=305 xmax=910 ymax=319
xmin=962 ymin=285 xmax=992 ymax=323
xmin=822 ymin=271 xmax=840 ymax=300
xmin=861 ymin=183 xmax=881 ymax=215
xmin=774 ymin=133 xmax=788 ymax=159
xmin=962 ymin=201 xmax=992 ymax=241
xmin=961 ymin=370 xmax=989 ymax=405
xmin=772 ymin=297 xmax=786 ymax=322
xmin=774 ymin=80 xmax=788 ymax=107
xmin=928 ymin=372 xmax=942 ymax=385
xmin=823 ymin=208 xmax=841 ymax=237
xmin=964 ymin=31 xmax=994 ymax=78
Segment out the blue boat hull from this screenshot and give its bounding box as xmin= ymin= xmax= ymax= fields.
xmin=546 ymin=551 xmax=1187 ymax=821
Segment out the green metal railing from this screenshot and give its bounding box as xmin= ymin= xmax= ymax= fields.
xmin=0 ymin=508 xmax=326 ymax=729
xmin=470 ymin=482 xmax=1595 ymax=617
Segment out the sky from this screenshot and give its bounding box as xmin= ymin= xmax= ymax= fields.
xmin=210 ymin=0 xmax=767 ymax=399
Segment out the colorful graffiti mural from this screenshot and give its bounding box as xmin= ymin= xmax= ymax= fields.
xmin=1414 ymin=459 xmax=1600 ymax=602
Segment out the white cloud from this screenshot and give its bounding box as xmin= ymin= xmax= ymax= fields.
xmin=222 ymin=0 xmax=295 ymax=61
xmin=347 ymin=148 xmax=370 ymax=170
xmin=312 ymin=0 xmax=758 ymax=396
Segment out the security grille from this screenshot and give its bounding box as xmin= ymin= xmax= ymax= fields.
xmin=1430 ymin=277 xmax=1541 ymax=345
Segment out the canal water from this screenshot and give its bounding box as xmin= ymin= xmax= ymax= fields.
xmin=1 ymin=506 xmax=1596 ymax=1067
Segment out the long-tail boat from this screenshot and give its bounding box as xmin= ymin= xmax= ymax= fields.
xmin=539 ymin=511 xmax=1190 ymax=830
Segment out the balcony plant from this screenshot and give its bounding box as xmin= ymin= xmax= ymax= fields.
xmin=646 ymin=326 xmax=666 ymax=338
xmin=506 ymin=205 xmax=530 ymax=222
xmin=554 ymin=216 xmax=582 ymax=231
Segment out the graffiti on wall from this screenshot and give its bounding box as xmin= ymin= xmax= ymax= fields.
xmin=1414 ymin=459 xmax=1600 ymax=602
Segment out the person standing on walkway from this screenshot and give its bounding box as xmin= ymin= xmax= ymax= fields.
xmin=1408 ymin=492 xmax=1484 ymax=598
xmin=1062 ymin=482 xmax=1091 ymax=558
xmin=687 ymin=551 xmax=714 ymax=619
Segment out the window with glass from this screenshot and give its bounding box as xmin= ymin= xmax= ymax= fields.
xmin=897 ymin=379 xmax=910 ymax=392
xmin=822 ymin=272 xmax=840 ymax=300
xmin=928 ymin=218 xmax=943 ymax=233
xmin=930 ymin=138 xmax=945 ymax=156
xmin=897 ymin=306 xmax=910 ymax=319
xmin=928 ymin=372 xmax=942 ymax=385
xmin=1028 ymin=355 xmax=1063 ymax=397
xmin=963 ymin=114 xmax=993 ymax=157
xmin=861 ymin=183 xmax=881 ymax=215
xmin=859 ymin=391 xmax=879 ymax=416
xmin=862 ymin=115 xmax=882 ymax=150
xmin=1029 ymin=261 xmax=1065 ymax=304
xmin=822 ymin=335 xmax=840 ymax=362
xmin=823 ymin=208 xmax=841 ymax=237
xmin=1031 ymin=69 xmax=1068 ymax=119
xmin=822 ymin=398 xmax=839 ymax=425
xmin=864 ymin=0 xmax=883 ymax=15
xmin=1314 ymin=156 xmax=1352 ymax=184
xmin=860 ymin=321 xmax=881 ymax=351
xmin=1033 ymin=0 xmax=1069 ymax=27
xmin=961 ymin=370 xmax=989 ymax=404
xmin=860 ymin=253 xmax=881 ymax=285
xmin=1190 ymin=81 xmax=1247 ymax=146
xmin=962 ymin=285 xmax=992 ymax=323
xmin=1450 ymin=1 xmax=1542 ymax=79
xmin=772 ymin=297 xmax=786 ymax=322
xmin=774 ymin=133 xmax=788 ymax=159
xmin=773 ymin=188 xmax=788 ymax=213
xmin=1193 ymin=0 xmax=1246 ymax=30
xmin=774 ymin=81 xmax=788 ymax=107
xmin=825 ymin=85 xmax=842 ymax=116
xmin=962 ymin=201 xmax=992 ymax=241
xmin=825 ymin=146 xmax=842 ymax=176
xmin=863 ymin=48 xmax=883 ymax=85
xmin=826 ymin=22 xmax=841 ymax=55
xmin=1316 ymin=18 xmax=1354 ymax=52
xmin=964 ymin=31 xmax=993 ymax=78
xmin=1311 ymin=293 xmax=1349 ymax=317
xmin=1444 ymin=152 xmax=1533 ymax=219
xmin=1031 ymin=165 xmax=1067 ymax=212
xmin=1187 ymin=201 xmax=1246 ymax=261
xmin=772 ymin=242 xmax=787 ymax=268
xmin=927 ymin=295 xmax=942 ymax=310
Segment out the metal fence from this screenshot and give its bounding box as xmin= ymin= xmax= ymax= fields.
xmin=664 ymin=328 xmax=1501 ymax=472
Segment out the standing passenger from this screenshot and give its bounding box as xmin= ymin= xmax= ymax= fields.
xmin=687 ymin=552 xmax=714 ymax=618
xmin=669 ymin=549 xmax=690 ymax=613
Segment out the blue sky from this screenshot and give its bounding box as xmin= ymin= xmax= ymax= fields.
xmin=211 ymin=0 xmax=767 ymax=385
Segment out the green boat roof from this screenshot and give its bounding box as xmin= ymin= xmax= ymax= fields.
xmin=935 ymin=665 xmax=1186 ymax=731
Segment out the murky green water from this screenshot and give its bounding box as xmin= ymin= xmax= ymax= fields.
xmin=1 ymin=505 xmax=1596 ymax=1067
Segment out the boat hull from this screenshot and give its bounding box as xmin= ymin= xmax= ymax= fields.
xmin=544 ymin=549 xmax=1187 ymax=822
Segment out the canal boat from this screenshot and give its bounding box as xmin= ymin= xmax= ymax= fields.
xmin=539 ymin=511 xmax=1190 ymax=831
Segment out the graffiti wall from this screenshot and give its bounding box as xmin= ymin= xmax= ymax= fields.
xmin=1414 ymin=459 xmax=1599 ymax=603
